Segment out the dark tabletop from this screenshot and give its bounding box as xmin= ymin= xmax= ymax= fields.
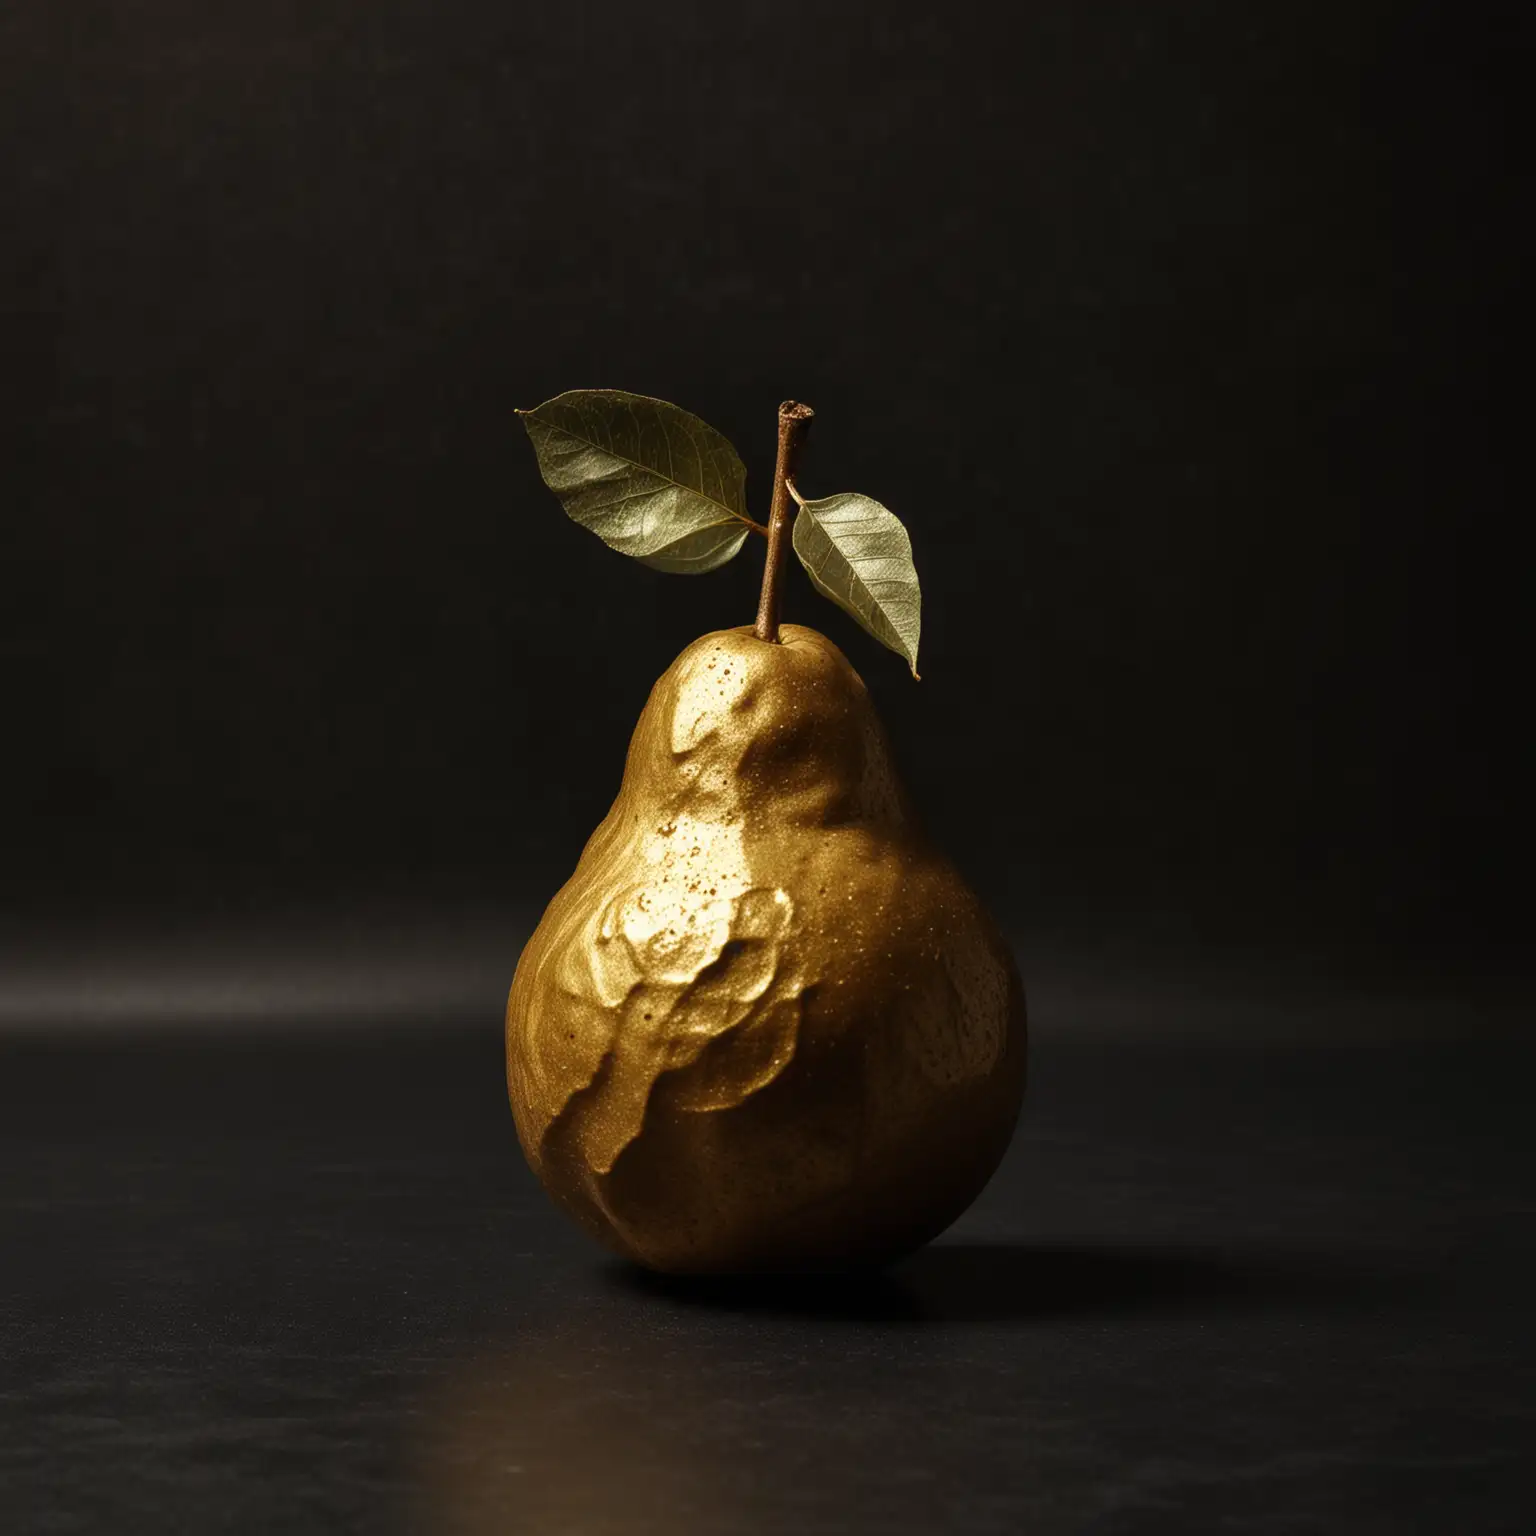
xmin=3 ymin=1017 xmax=1532 ymax=1534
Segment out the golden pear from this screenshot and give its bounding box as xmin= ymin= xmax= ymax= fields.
xmin=505 ymin=624 xmax=1026 ymax=1273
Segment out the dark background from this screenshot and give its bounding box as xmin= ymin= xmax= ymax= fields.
xmin=3 ymin=1 xmax=1521 ymax=987
xmin=3 ymin=8 xmax=1531 ymax=1533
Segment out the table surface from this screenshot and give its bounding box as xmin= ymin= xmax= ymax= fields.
xmin=3 ymin=1022 xmax=1532 ymax=1534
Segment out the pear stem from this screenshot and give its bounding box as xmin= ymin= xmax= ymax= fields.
xmin=754 ymin=400 xmax=815 ymax=644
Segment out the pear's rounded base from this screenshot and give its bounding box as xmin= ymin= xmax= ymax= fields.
xmin=540 ymin=1045 xmax=1027 ymax=1279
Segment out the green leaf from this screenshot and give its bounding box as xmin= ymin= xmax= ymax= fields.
xmin=791 ymin=492 xmax=922 ymax=677
xmin=518 ymin=389 xmax=754 ymax=574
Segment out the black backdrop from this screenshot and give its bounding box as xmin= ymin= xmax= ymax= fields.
xmin=2 ymin=2 xmax=1519 ymax=976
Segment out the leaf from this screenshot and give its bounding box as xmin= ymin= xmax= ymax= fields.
xmin=791 ymin=492 xmax=922 ymax=677
xmin=518 ymin=389 xmax=755 ymax=574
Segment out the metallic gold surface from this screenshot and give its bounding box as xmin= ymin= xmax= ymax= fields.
xmin=505 ymin=625 xmax=1026 ymax=1273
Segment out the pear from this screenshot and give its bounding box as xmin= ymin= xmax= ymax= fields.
xmin=505 ymin=624 xmax=1026 ymax=1273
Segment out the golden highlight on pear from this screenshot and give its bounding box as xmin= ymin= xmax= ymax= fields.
xmin=505 ymin=625 xmax=1026 ymax=1273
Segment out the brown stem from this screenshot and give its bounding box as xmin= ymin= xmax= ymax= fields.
xmin=754 ymin=401 xmax=815 ymax=643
